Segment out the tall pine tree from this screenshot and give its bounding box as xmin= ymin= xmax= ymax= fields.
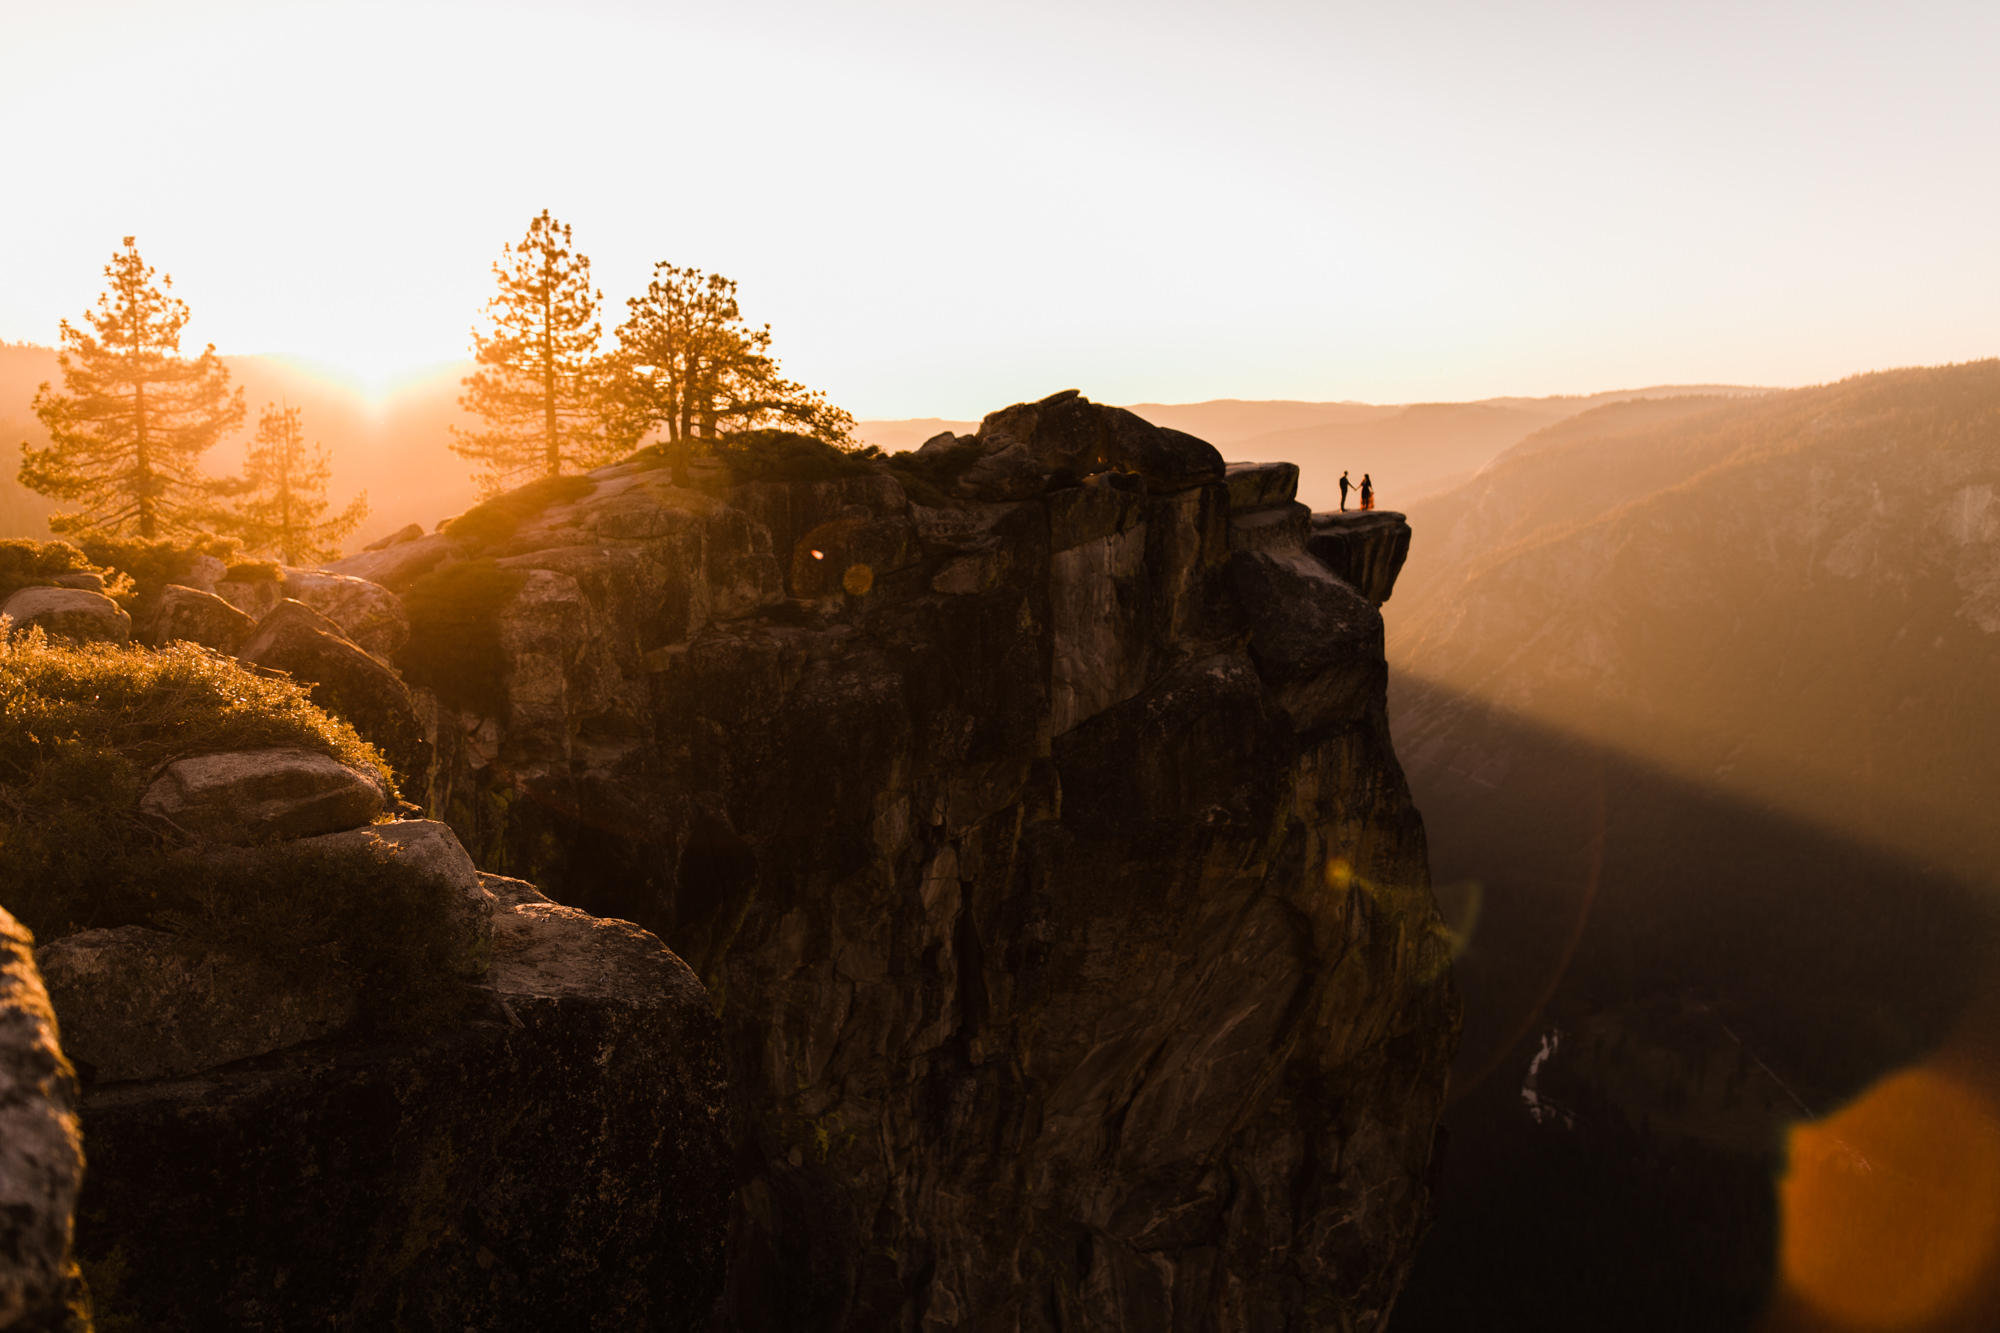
xmin=451 ymin=211 xmax=612 ymax=495
xmin=222 ymin=401 xmax=368 ymax=565
xmin=20 ymin=238 xmax=245 ymax=538
xmin=608 ymin=264 xmax=854 ymax=483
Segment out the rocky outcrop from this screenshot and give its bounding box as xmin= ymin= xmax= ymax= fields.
xmin=0 ymin=587 xmax=130 ymax=644
xmin=40 ymin=810 xmax=730 ymax=1328
xmin=1307 ymin=511 xmax=1412 ymax=608
xmin=0 ymin=909 xmax=86 ymax=1333
xmin=401 ymin=391 xmax=1460 ymax=1330
xmin=73 ymin=875 xmax=732 ymax=1331
xmin=238 ymin=599 xmax=430 ymax=788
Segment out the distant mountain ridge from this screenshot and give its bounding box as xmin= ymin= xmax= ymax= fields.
xmin=858 ymin=384 xmax=1766 ymax=513
xmin=1385 ymin=359 xmax=2000 ymax=1331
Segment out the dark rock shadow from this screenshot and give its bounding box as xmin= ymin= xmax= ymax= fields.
xmin=1388 ymin=675 xmax=1997 ymax=1333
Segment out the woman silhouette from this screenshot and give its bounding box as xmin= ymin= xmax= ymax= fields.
xmin=1359 ymin=473 xmax=1374 ymax=511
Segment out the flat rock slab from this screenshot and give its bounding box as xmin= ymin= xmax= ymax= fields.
xmin=0 ymin=586 xmax=131 ymax=644
xmin=37 ymin=925 xmax=356 ymax=1084
xmin=140 ymin=747 xmax=387 ymax=844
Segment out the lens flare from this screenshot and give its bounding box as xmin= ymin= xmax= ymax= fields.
xmin=1325 ymin=856 xmax=1354 ymax=892
xmin=842 ymin=564 xmax=874 ymax=596
xmin=1774 ymin=1067 xmax=2000 ymax=1331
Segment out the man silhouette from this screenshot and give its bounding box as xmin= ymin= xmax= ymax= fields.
xmin=1339 ymin=471 xmax=1353 ymax=511
xmin=1360 ymin=474 xmax=1374 ymax=511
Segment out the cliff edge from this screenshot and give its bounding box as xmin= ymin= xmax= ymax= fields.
xmin=339 ymin=389 xmax=1458 ymax=1331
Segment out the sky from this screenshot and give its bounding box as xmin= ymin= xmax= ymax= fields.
xmin=1 ymin=0 xmax=1994 ymax=418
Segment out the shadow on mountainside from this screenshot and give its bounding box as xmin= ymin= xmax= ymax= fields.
xmin=1388 ymin=676 xmax=1997 ymax=1333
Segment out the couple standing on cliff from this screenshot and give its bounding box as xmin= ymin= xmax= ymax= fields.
xmin=1339 ymin=471 xmax=1374 ymax=511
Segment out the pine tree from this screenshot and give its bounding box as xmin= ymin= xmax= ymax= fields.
xmin=222 ymin=401 xmax=368 ymax=565
xmin=451 ymin=210 xmax=612 ymax=496
xmin=20 ymin=238 xmax=245 ymax=538
xmin=608 ymin=264 xmax=855 ymax=483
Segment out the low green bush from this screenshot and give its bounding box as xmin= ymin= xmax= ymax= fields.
xmin=0 ymin=626 xmax=459 ymax=1031
xmin=397 ymin=558 xmax=528 ymax=717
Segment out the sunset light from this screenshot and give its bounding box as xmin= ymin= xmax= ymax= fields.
xmin=3 ymin=3 xmax=1998 ymax=1330
xmin=3 ymin=1 xmax=1995 ymax=412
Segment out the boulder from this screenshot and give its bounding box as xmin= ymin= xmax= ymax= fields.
xmin=1308 ymin=509 xmax=1413 ymax=607
xmin=362 ymin=522 xmax=425 ymax=552
xmin=1223 ymin=460 xmax=1300 ymax=510
xmin=146 ymin=583 xmax=257 ymax=653
xmin=322 ymin=530 xmax=460 ymax=593
xmin=957 ymin=389 xmax=1226 ymax=501
xmin=240 ymin=599 xmax=431 ymax=790
xmin=139 ymin=746 xmax=387 ymax=844
xmin=295 ymin=820 xmax=495 ymax=978
xmin=48 ymin=571 xmax=105 ymax=593
xmin=72 ymin=884 xmax=732 ymax=1331
xmin=279 ymin=569 xmax=410 ymax=655
xmin=0 ymin=586 xmax=130 ymax=644
xmin=36 ymin=925 xmax=356 ymax=1083
xmin=0 ymin=908 xmax=87 ymax=1332
xmin=212 ymin=572 xmax=286 ymax=622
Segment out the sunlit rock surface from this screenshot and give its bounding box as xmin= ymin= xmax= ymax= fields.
xmin=395 ymin=391 xmax=1460 ymax=1331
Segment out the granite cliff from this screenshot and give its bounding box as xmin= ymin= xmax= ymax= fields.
xmin=324 ymin=390 xmax=1459 ymax=1330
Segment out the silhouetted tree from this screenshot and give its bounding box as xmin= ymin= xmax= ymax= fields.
xmin=451 ymin=210 xmax=611 ymax=495
xmin=20 ymin=238 xmax=245 ymax=538
xmin=221 ymin=401 xmax=368 ymax=564
xmin=608 ymin=264 xmax=854 ymax=483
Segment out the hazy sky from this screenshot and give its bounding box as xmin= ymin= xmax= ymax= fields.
xmin=2 ymin=0 xmax=1994 ymax=416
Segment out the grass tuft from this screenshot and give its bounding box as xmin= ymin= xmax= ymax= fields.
xmin=444 ymin=473 xmax=597 ymax=552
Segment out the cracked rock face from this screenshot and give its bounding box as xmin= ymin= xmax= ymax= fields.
xmin=400 ymin=391 xmax=1458 ymax=1331
xmin=0 ymin=908 xmax=86 ymax=1333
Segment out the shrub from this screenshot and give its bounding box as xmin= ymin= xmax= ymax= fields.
xmin=884 ymin=438 xmax=984 ymax=508
xmin=443 ymin=473 xmax=597 ymax=552
xmin=78 ymin=533 xmax=242 ymax=626
xmin=0 ymin=539 xmax=106 ymax=607
xmin=701 ymin=430 xmax=886 ymax=488
xmin=397 ymin=558 xmax=528 ymax=717
xmin=0 ymin=627 xmax=457 ymax=1031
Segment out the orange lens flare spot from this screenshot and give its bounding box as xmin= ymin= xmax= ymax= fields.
xmin=1777 ymin=1067 xmax=2000 ymax=1330
xmin=1324 ymin=857 xmax=1354 ymax=891
xmin=842 ymin=564 xmax=875 ymax=596
xmin=810 ymin=549 xmax=825 ymax=560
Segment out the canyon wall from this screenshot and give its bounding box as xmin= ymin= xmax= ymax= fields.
xmin=346 ymin=390 xmax=1459 ymax=1331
